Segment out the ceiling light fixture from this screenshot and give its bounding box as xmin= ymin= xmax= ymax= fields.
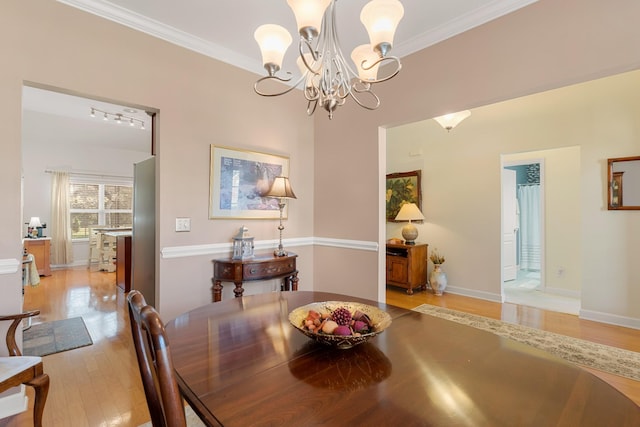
xmin=433 ymin=110 xmax=471 ymax=131
xmin=90 ymin=107 xmax=145 ymax=130
xmin=253 ymin=0 xmax=404 ymax=119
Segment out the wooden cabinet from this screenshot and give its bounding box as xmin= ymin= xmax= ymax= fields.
xmin=23 ymin=238 xmax=51 ymax=276
xmin=386 ymin=243 xmax=427 ymax=294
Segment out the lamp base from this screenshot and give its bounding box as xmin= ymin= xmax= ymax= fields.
xmin=401 ymin=223 xmax=418 ymax=245
xmin=274 ymin=248 xmax=288 ymax=257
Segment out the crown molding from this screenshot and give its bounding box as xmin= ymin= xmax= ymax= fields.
xmin=58 ymin=0 xmax=538 ymax=77
xmin=56 ymin=0 xmax=262 ymax=75
xmin=394 ymin=0 xmax=539 ymax=57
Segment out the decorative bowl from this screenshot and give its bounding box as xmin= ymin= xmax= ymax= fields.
xmin=288 ymin=301 xmax=392 ymax=349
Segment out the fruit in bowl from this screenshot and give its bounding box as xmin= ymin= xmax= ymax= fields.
xmin=289 ymin=301 xmax=392 ymax=349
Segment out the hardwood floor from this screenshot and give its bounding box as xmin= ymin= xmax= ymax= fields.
xmin=2 ymin=269 xmax=638 ymax=426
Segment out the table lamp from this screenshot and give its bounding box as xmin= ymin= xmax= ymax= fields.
xmin=265 ymin=176 xmax=297 ymax=256
xmin=28 ymin=217 xmax=42 ymax=238
xmin=394 ymin=203 xmax=424 ymax=244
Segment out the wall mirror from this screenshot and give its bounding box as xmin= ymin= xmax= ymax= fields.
xmin=608 ymin=156 xmax=640 ymax=210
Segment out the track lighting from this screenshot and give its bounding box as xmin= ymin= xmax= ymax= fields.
xmin=90 ymin=107 xmax=145 ymax=130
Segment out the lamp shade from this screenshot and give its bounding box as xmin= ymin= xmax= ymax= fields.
xmin=287 ymin=0 xmax=331 ymax=38
xmin=29 ymin=217 xmax=42 ymax=228
xmin=360 ymin=0 xmax=404 ymax=55
xmin=394 ymin=203 xmax=424 ymax=221
xmin=351 ymin=44 xmax=380 ymax=81
xmin=254 ymin=24 xmax=293 ymax=71
xmin=433 ymin=110 xmax=471 ymax=131
xmin=265 ymin=176 xmax=297 ymax=199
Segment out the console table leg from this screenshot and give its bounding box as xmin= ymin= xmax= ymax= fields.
xmin=233 ymin=282 xmax=244 ymax=298
xmin=212 ymin=279 xmax=223 ymax=302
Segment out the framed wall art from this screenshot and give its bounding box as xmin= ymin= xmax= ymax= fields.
xmin=386 ymin=170 xmax=422 ymax=221
xmin=210 ymin=145 xmax=290 ymax=219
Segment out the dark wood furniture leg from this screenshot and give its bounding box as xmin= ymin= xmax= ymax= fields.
xmin=212 ymin=279 xmax=223 ymax=303
xmin=233 ymin=282 xmax=244 ymax=298
xmin=26 ymin=371 xmax=50 ymax=427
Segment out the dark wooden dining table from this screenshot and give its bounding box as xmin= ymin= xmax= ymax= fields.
xmin=164 ymin=291 xmax=640 ymax=426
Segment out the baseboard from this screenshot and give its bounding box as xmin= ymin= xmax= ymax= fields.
xmin=0 ymin=386 xmax=27 ymax=419
xmin=580 ymin=308 xmax=640 ymax=330
xmin=540 ymin=286 xmax=580 ymax=298
xmin=443 ymin=286 xmax=503 ymax=303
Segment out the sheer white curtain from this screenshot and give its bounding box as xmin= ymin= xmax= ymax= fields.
xmin=50 ymin=171 xmax=73 ymax=265
xmin=518 ymin=184 xmax=541 ymax=271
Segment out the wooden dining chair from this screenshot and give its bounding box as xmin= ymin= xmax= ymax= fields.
xmin=127 ymin=290 xmax=189 ymax=427
xmin=0 ymin=310 xmax=50 ymax=427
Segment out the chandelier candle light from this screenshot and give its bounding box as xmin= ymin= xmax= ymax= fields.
xmin=265 ymin=176 xmax=297 ymax=256
xmin=394 ymin=203 xmax=424 ymax=245
xmin=253 ymin=0 xmax=405 ymax=119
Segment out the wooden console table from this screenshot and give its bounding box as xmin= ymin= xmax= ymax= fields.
xmin=211 ymin=253 xmax=298 ymax=302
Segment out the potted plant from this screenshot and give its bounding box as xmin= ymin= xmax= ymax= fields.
xmin=429 ymin=248 xmax=447 ymax=296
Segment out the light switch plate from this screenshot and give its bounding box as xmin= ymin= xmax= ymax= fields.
xmin=176 ymin=217 xmax=191 ymax=232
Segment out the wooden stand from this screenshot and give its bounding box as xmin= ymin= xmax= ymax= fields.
xmin=386 ymin=243 xmax=428 ymax=294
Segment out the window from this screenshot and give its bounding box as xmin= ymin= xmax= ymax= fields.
xmin=70 ymin=177 xmax=133 ymax=239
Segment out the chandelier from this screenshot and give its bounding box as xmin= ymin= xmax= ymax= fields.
xmin=253 ymin=0 xmax=404 ymax=119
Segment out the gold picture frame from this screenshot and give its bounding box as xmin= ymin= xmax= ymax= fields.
xmin=209 ymin=145 xmax=290 ymax=219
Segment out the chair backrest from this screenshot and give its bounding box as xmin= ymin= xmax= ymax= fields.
xmin=127 ymin=290 xmax=187 ymax=427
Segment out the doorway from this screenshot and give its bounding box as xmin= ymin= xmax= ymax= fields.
xmin=503 ymin=160 xmax=544 ymax=290
xmin=501 ymin=156 xmax=581 ymax=315
xmin=21 ymin=84 xmax=155 ymax=311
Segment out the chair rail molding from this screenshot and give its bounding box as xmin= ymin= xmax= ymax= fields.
xmin=0 ymin=259 xmax=20 ymax=275
xmin=160 ymin=236 xmax=377 ymax=259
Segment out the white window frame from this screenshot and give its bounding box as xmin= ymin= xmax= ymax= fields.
xmin=69 ymin=174 xmax=133 ymax=241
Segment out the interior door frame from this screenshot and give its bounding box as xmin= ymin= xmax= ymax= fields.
xmin=501 ymin=157 xmax=546 ymax=294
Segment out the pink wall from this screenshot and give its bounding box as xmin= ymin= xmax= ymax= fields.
xmin=313 ymin=0 xmax=640 ymax=322
xmin=0 ymin=0 xmax=314 ymax=322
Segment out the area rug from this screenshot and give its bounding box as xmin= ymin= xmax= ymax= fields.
xmin=23 ymin=317 xmax=93 ymax=357
xmin=413 ymin=304 xmax=640 ymax=381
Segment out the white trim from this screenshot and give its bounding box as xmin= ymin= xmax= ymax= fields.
xmin=160 ymin=237 xmax=377 ymax=259
xmin=541 ymin=286 xmax=580 ymax=299
xmin=0 ymin=258 xmax=20 ymax=275
xmin=57 ymin=0 xmax=538 ymax=78
xmin=312 ymin=238 xmax=378 ymax=252
xmin=444 ymin=286 xmax=503 ymax=303
xmin=0 ymin=386 xmax=27 ymax=420
xmin=56 ymin=0 xmax=260 ymax=75
xmin=395 ymin=0 xmax=539 ymax=58
xmin=580 ymin=309 xmax=640 ymax=331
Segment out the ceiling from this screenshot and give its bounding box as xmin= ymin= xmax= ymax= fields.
xmin=22 ymin=0 xmax=538 ymax=152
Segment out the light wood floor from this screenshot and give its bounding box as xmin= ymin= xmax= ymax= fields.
xmin=2 ymin=269 xmax=638 ymax=426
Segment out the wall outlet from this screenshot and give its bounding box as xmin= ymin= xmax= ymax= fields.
xmin=175 ymin=217 xmax=191 ymax=232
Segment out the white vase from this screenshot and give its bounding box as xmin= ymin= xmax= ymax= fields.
xmin=430 ymin=264 xmax=448 ymax=296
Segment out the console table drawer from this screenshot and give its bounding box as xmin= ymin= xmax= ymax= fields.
xmin=244 ymin=259 xmax=295 ymax=280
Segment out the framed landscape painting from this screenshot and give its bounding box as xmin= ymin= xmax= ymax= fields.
xmin=209 ymin=145 xmax=290 ymax=219
xmin=386 ymin=170 xmax=422 ymax=221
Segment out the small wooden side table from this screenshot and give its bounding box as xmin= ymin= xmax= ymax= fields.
xmin=211 ymin=252 xmax=298 ymax=302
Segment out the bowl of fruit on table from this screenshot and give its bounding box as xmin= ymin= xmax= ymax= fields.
xmin=288 ymin=301 xmax=392 ymax=349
